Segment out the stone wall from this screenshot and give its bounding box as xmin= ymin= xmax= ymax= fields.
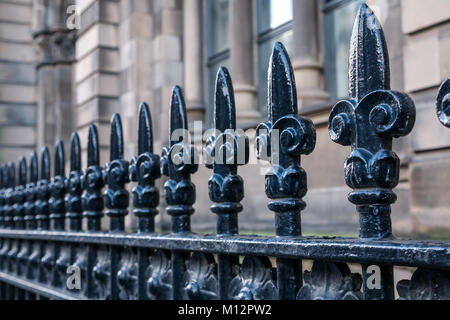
xmin=0 ymin=0 xmax=36 ymax=163
xmin=0 ymin=0 xmax=449 ymax=236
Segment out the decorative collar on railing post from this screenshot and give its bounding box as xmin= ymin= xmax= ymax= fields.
xmin=161 ymin=86 xmax=198 ymax=233
xmin=328 ymin=4 xmax=416 ymax=300
xmin=328 ymin=4 xmax=415 ymax=240
xmin=66 ymin=132 xmax=83 ymax=231
xmin=13 ymin=157 xmax=27 ymax=229
xmin=255 ymin=42 xmax=316 ymax=237
xmin=82 ymin=124 xmax=105 ymax=232
xmin=49 ymin=141 xmax=66 ymax=231
xmin=204 ymin=67 xmax=249 ymax=235
xmin=36 ymin=147 xmax=51 ymax=230
xmin=130 ymin=102 xmax=161 ymax=233
xmin=4 ymin=162 xmax=16 ymax=229
xmin=104 ymin=114 xmax=130 ymax=232
xmin=436 ymin=77 xmax=450 ymax=128
xmin=24 ymin=152 xmax=38 ymax=230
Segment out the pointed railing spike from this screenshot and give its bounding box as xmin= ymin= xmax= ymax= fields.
xmin=41 ymin=147 xmax=50 ymax=180
xmin=30 ymin=152 xmax=38 ymax=183
xmin=110 ymin=113 xmax=124 ymax=161
xmin=215 ymin=67 xmax=236 ymax=132
xmin=268 ymin=41 xmax=297 ymax=122
xmin=24 ymin=152 xmax=38 ymax=229
xmin=329 ymin=3 xmax=416 ymax=300
xmin=104 ymin=114 xmax=129 ymax=232
xmin=70 ymin=132 xmax=81 ymax=172
xmin=169 ymin=85 xmax=188 ymax=147
xmin=54 ymin=140 xmax=65 ymax=177
xmin=88 ymin=123 xmax=100 ymax=166
xmin=349 ymin=3 xmax=390 ymax=101
xmin=138 ymin=102 xmax=153 ymax=155
xmin=131 ymin=102 xmax=161 ymax=233
xmin=18 ymin=157 xmax=27 ymax=186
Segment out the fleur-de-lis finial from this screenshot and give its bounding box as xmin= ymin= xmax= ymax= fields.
xmin=328 ymin=4 xmax=416 ymax=300
xmin=4 ymin=162 xmax=15 ymax=229
xmin=24 ymin=152 xmax=38 ymax=229
xmin=13 ymin=157 xmax=27 ymax=229
xmin=104 ymin=114 xmax=130 ymax=232
xmin=66 ymin=132 xmax=83 ymax=231
xmin=130 ymin=102 xmax=161 ymax=233
xmin=254 ymin=42 xmax=316 ymax=300
xmin=49 ymin=141 xmax=66 ymax=230
xmin=36 ymin=147 xmax=51 ymax=230
xmin=161 ymin=86 xmax=198 ymax=234
xmin=204 ymin=67 xmax=249 ymax=234
xmin=436 ymin=77 xmax=450 ymax=128
xmin=82 ymin=124 xmax=105 ymax=231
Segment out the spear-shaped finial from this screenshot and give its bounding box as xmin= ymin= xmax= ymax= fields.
xmin=215 ymin=67 xmax=236 ymax=132
xmin=138 ymin=102 xmax=153 ymax=155
xmin=110 ymin=113 xmax=124 ymax=161
xmin=70 ymin=132 xmax=81 ymax=171
xmin=88 ymin=123 xmax=100 ymax=166
xmin=269 ymin=42 xmax=298 ymax=122
xmin=18 ymin=157 xmax=27 ymax=186
xmin=169 ymin=86 xmax=188 ymax=147
xmin=349 ymin=3 xmax=390 ymax=101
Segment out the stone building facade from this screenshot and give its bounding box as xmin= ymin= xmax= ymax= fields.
xmin=0 ymin=0 xmax=449 ymax=236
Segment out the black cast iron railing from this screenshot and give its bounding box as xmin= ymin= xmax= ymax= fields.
xmin=0 ymin=4 xmax=449 ymax=300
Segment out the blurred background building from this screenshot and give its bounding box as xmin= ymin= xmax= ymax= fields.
xmin=0 ymin=0 xmax=449 ymax=237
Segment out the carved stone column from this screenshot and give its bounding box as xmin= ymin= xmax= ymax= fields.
xmin=183 ymin=0 xmax=205 ymax=124
xmin=230 ymin=0 xmax=260 ymax=126
xmin=33 ymin=0 xmax=76 ymax=151
xmin=293 ymin=0 xmax=329 ymax=108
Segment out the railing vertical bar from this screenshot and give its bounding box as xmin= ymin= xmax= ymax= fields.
xmin=255 ymin=42 xmax=316 ymax=300
xmin=161 ymin=86 xmax=198 ymax=300
xmin=104 ymin=114 xmax=130 ymax=300
xmin=82 ymin=124 xmax=104 ymax=299
xmin=132 ymin=103 xmax=161 ymax=299
xmin=205 ymin=67 xmax=248 ymax=299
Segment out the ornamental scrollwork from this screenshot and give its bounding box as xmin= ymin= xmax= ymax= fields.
xmin=297 ymin=261 xmax=362 ymax=300
xmin=397 ymin=268 xmax=450 ymax=300
xmin=436 ymin=77 xmax=450 ymax=128
xmin=92 ymin=246 xmax=111 ymax=299
xmin=117 ymin=248 xmax=138 ymax=300
xmin=229 ymin=256 xmax=278 ymax=300
xmin=146 ymin=250 xmax=172 ymax=300
xmin=185 ymin=252 xmax=218 ymax=300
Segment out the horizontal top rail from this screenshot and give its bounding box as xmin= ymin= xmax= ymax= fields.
xmin=0 ymin=229 xmax=448 ymax=269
